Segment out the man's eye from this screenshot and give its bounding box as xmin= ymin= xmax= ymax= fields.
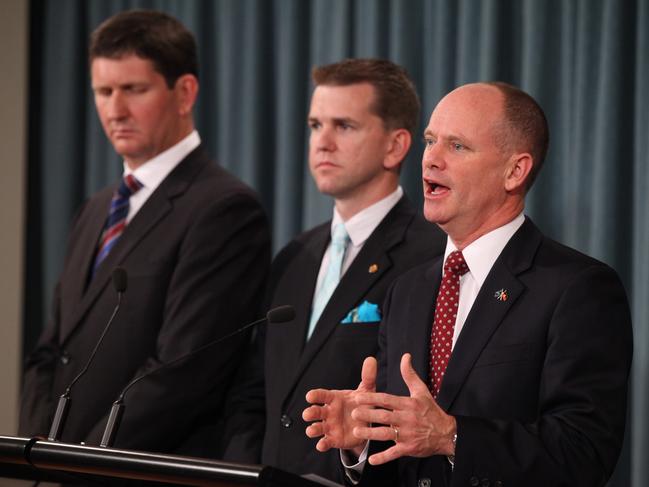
xmin=339 ymin=123 xmax=352 ymax=130
xmin=453 ymin=142 xmax=465 ymax=151
xmin=424 ymin=137 xmax=436 ymax=148
xmin=308 ymin=121 xmax=320 ymax=130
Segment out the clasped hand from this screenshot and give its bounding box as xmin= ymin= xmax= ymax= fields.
xmin=303 ymin=353 xmax=457 ymax=465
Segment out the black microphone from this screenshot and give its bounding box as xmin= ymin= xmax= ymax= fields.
xmin=100 ymin=305 xmax=295 ymax=447
xmin=47 ymin=267 xmax=128 ymax=441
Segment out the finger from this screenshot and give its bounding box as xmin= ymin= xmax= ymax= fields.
xmin=355 ymin=391 xmax=408 ymax=410
xmin=368 ymin=444 xmax=405 ymax=465
xmin=359 ymin=356 xmax=377 ymax=392
xmin=400 ymin=353 xmax=430 ymax=397
xmin=302 ymin=404 xmax=325 ymax=422
xmin=306 ymin=388 xmax=335 ymax=405
xmin=305 ymin=422 xmax=324 ymax=438
xmin=352 ymin=425 xmax=398 ymax=443
xmin=351 ymin=405 xmax=395 ymax=426
xmin=315 ymin=436 xmax=334 ymax=452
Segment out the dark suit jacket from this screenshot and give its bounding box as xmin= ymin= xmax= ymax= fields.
xmin=19 ymin=145 xmax=271 ymax=454
xmin=359 ymin=217 xmax=633 ymax=487
xmin=222 ymin=195 xmax=446 ymax=481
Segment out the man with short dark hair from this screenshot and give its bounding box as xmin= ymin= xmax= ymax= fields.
xmin=19 ymin=10 xmax=270 ymax=454
xmin=303 ymin=82 xmax=633 ymax=487
xmin=221 ymin=58 xmax=445 ymax=481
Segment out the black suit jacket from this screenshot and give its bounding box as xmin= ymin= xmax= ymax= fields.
xmin=222 ymin=195 xmax=446 ymax=481
xmin=359 ymin=217 xmax=633 ymax=487
xmin=19 ymin=145 xmax=271 ymax=453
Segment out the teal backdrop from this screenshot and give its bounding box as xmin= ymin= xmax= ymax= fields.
xmin=24 ymin=1 xmax=648 ymax=485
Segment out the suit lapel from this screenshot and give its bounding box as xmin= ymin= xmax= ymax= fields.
xmin=70 ymin=192 xmax=173 ymax=331
xmin=60 ymin=146 xmax=209 ymax=343
xmin=63 ymin=189 xmax=114 ymax=313
xmin=284 ymin=225 xmax=330 ymax=362
xmin=287 ymin=198 xmax=416 ymax=401
xmin=270 ymin=224 xmax=328 ymax=405
xmin=436 ymin=218 xmax=541 ymax=410
xmin=406 ymin=261 xmax=442 ymax=385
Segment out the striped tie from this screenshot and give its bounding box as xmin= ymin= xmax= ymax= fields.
xmin=93 ymin=174 xmax=143 ymax=272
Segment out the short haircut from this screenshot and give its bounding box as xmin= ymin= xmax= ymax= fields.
xmin=89 ymin=9 xmax=198 ymax=88
xmin=487 ymin=82 xmax=550 ymax=190
xmin=312 ymin=58 xmax=420 ymax=138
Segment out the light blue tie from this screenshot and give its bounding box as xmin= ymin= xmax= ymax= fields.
xmin=307 ymin=223 xmax=350 ymax=340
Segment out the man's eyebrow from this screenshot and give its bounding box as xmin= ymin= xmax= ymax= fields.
xmin=450 ymin=131 xmax=471 ymax=142
xmin=423 ymin=129 xmax=470 ymax=141
xmin=308 ymin=116 xmax=358 ymax=125
xmin=331 ymin=117 xmax=357 ymax=125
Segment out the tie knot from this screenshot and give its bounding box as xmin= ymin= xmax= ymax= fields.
xmin=117 ymin=174 xmax=143 ymax=198
xmin=331 ymin=223 xmax=349 ymax=248
xmin=444 ymin=250 xmax=469 ymax=277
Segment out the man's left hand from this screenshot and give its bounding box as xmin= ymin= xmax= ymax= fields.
xmin=351 ymin=353 xmax=457 ymax=465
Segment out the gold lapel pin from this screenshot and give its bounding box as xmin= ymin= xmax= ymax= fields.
xmin=494 ymin=289 xmax=509 ymax=302
xmin=368 ymin=264 xmax=379 ymax=274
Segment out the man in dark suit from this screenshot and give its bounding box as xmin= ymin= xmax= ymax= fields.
xmin=18 ymin=10 xmax=270 ymax=454
xmin=304 ymin=82 xmax=633 ymax=487
xmin=222 ymin=59 xmax=445 ymax=481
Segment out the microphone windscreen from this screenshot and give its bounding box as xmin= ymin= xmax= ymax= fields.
xmin=112 ymin=267 xmax=128 ymax=293
xmin=266 ymin=305 xmax=295 ymax=324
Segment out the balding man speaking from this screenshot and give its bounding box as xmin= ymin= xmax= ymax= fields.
xmin=303 ymin=82 xmax=633 ymax=487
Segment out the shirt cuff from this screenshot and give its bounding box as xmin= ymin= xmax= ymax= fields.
xmin=340 ymin=441 xmax=370 ymax=484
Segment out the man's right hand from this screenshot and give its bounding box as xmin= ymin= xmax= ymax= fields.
xmin=303 ymin=356 xmax=377 ymax=457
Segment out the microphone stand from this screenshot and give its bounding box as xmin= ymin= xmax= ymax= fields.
xmin=100 ymin=305 xmax=294 ymax=447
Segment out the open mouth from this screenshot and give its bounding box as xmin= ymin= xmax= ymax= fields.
xmin=425 ymin=180 xmax=450 ymax=196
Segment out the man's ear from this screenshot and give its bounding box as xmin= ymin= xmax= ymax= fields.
xmin=384 ymin=128 xmax=411 ymax=171
xmin=175 ymin=74 xmax=199 ymax=116
xmin=504 ymin=152 xmax=533 ymax=192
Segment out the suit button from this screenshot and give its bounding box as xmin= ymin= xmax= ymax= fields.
xmin=418 ymin=478 xmax=431 ymax=487
xmin=481 ymin=479 xmax=490 ymax=487
xmin=280 ymin=414 xmax=292 ymax=428
xmin=470 ymin=477 xmax=480 ymax=487
xmin=60 ymin=352 xmax=70 ymax=365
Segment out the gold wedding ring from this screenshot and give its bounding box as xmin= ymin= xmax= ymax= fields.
xmin=392 ymin=425 xmax=399 ymax=443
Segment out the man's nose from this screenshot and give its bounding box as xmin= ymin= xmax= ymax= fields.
xmin=313 ymin=126 xmax=336 ymax=151
xmin=106 ymin=92 xmax=128 ymax=119
xmin=422 ymin=143 xmax=445 ymax=171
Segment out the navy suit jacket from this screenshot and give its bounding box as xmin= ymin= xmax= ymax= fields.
xmin=222 ymin=195 xmax=446 ymax=481
xmin=359 ymin=217 xmax=633 ymax=487
xmin=19 ymin=145 xmax=271 ymax=453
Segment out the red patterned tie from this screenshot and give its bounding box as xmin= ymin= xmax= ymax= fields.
xmin=429 ymin=250 xmax=469 ymax=398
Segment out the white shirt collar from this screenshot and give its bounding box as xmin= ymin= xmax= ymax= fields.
xmin=123 ymin=130 xmax=201 ymax=189
xmin=331 ymin=186 xmax=404 ymax=247
xmin=443 ymin=212 xmax=526 ymax=288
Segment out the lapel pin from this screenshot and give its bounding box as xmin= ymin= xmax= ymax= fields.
xmin=368 ymin=263 xmax=379 ymax=274
xmin=494 ymin=289 xmax=509 ymax=302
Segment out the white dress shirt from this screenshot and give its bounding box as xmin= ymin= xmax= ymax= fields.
xmin=123 ymin=130 xmax=201 ymax=222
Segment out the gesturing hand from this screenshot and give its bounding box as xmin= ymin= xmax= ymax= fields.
xmin=303 ymin=356 xmax=378 ymax=456
xmin=351 ymin=353 xmax=456 ymax=465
